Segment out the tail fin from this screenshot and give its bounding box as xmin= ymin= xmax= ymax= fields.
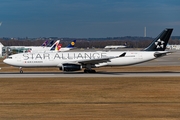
xmin=54 ymin=43 xmax=62 ymax=51
xmin=144 ymin=28 xmax=173 ymax=51
xmin=41 ymin=40 xmax=48 ymax=47
xmin=66 ymin=40 xmax=76 ymax=48
xmin=57 ymin=44 xmax=62 ymax=51
xmin=47 ymin=40 xmax=55 ymax=47
xmin=0 ymin=42 xmax=4 ymax=47
xmin=50 ymin=40 xmax=60 ymax=51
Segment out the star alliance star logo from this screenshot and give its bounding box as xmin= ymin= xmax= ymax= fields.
xmin=155 ymin=39 xmax=164 ymax=48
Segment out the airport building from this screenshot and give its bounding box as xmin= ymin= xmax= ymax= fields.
xmin=0 ymin=42 xmax=29 ymax=57
xmin=166 ymin=45 xmax=180 ymax=50
xmin=0 ymin=42 xmax=3 ymax=57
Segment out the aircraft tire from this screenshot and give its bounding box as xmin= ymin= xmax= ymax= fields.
xmin=84 ymin=69 xmax=96 ymax=73
xmin=20 ymin=70 xmax=23 ymax=74
xmin=84 ymin=69 xmax=88 ymax=73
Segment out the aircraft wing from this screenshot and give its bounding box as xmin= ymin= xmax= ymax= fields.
xmin=76 ymin=52 xmax=126 ymax=64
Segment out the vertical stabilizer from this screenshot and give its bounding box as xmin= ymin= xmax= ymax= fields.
xmin=41 ymin=40 xmax=49 ymax=47
xmin=66 ymin=40 xmax=76 ymax=48
xmin=144 ymin=28 xmax=173 ymax=51
xmin=50 ymin=40 xmax=60 ymax=51
xmin=47 ymin=40 xmax=55 ymax=47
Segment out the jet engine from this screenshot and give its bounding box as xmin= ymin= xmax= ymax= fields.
xmin=60 ymin=63 xmax=82 ymax=71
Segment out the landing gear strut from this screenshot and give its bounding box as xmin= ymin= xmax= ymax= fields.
xmin=84 ymin=64 xmax=96 ymax=73
xmin=19 ymin=67 xmax=23 ymax=73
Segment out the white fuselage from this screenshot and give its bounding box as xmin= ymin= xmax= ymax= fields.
xmin=3 ymin=51 xmax=156 ymax=68
xmin=104 ymin=45 xmax=126 ymax=49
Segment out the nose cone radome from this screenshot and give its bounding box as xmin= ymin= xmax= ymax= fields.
xmin=3 ymin=58 xmax=11 ymax=65
xmin=3 ymin=59 xmax=7 ymax=64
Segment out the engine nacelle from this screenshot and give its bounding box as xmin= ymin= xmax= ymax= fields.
xmin=60 ymin=63 xmax=82 ymax=71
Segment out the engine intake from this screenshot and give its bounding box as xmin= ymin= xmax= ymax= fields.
xmin=60 ymin=63 xmax=82 ymax=71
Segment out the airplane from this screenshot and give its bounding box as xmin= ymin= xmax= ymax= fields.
xmin=58 ymin=40 xmax=76 ymax=52
xmin=104 ymin=45 xmax=126 ymax=49
xmin=41 ymin=40 xmax=55 ymax=47
xmin=104 ymin=42 xmax=127 ymax=49
xmin=3 ymin=28 xmax=173 ymax=73
xmin=27 ymin=39 xmax=76 ymax=52
xmin=1 ymin=39 xmax=76 ymax=54
xmin=0 ymin=40 xmax=57 ymax=53
xmin=25 ymin=40 xmax=60 ymax=52
xmin=0 ymin=40 xmax=61 ymax=57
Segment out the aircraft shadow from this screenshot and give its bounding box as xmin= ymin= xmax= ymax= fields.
xmin=0 ymin=71 xmax=180 ymax=75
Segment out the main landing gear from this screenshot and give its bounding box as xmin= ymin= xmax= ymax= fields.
xmin=84 ymin=64 xmax=96 ymax=73
xmin=19 ymin=67 xmax=23 ymax=73
xmin=84 ymin=69 xmax=96 ymax=73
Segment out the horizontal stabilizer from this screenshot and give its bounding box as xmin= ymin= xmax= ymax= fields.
xmin=154 ymin=51 xmax=172 ymax=58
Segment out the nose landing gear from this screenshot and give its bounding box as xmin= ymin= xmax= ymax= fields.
xmin=19 ymin=67 xmax=23 ymax=73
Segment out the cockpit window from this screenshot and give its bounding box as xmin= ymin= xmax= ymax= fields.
xmin=7 ymin=57 xmax=12 ymax=59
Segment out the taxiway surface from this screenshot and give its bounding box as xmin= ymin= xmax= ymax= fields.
xmin=1 ymin=49 xmax=180 ymax=120
xmin=1 ymin=71 xmax=180 ymax=78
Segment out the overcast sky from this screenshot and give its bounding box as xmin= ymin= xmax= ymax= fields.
xmin=0 ymin=0 xmax=180 ymax=38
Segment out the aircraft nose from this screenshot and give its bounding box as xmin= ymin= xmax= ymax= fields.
xmin=3 ymin=58 xmax=11 ymax=65
xmin=3 ymin=59 xmax=8 ymax=64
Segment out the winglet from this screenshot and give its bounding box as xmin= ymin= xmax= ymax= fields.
xmin=119 ymin=52 xmax=126 ymax=57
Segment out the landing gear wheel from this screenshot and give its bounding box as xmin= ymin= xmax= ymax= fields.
xmin=84 ymin=69 xmax=96 ymax=73
xmin=91 ymin=70 xmax=96 ymax=73
xmin=84 ymin=69 xmax=88 ymax=73
xmin=20 ymin=70 xmax=23 ymax=74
